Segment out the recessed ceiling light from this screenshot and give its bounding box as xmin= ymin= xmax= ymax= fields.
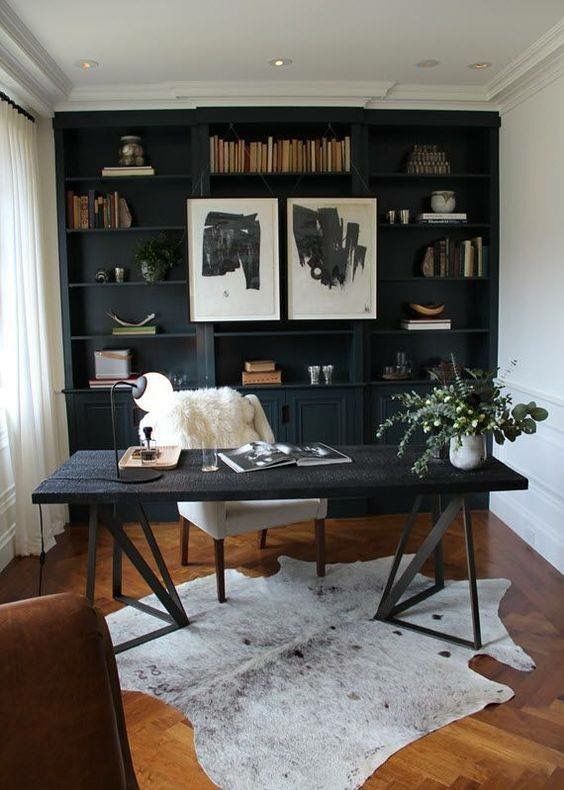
xmin=416 ymin=59 xmax=440 ymax=68
xmin=75 ymin=59 xmax=99 ymax=70
xmin=269 ymin=58 xmax=292 ymax=67
xmin=468 ymin=62 xmax=492 ymax=70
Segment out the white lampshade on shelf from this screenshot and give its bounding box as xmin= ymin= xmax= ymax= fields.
xmin=133 ymin=371 xmax=174 ymax=413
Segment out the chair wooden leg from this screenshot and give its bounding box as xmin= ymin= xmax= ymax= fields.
xmin=315 ymin=518 xmax=326 ymax=577
xmin=214 ymin=539 xmax=226 ymax=603
xmin=179 ymin=517 xmax=190 ymax=566
xmin=258 ymin=529 xmax=268 ymax=549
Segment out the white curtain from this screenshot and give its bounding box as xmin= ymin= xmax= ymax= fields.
xmin=0 ymin=100 xmax=66 ymax=554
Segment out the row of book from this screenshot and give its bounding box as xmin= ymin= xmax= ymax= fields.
xmin=400 ymin=318 xmax=452 ymax=331
xmin=421 ymin=237 xmax=488 ymax=279
xmin=241 ymin=359 xmax=282 ymax=385
xmin=89 ymin=374 xmax=140 ymax=389
xmin=416 ymin=212 xmax=467 ymax=224
xmin=66 ymin=190 xmax=129 ymax=230
xmin=111 ymin=325 xmax=157 ymax=336
xmin=209 ymin=135 xmax=351 ymax=174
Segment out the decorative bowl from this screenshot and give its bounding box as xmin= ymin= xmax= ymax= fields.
xmin=409 ymin=302 xmax=445 ymax=317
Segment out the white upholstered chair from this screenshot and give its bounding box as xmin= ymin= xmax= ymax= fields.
xmin=139 ymin=387 xmax=327 ymax=602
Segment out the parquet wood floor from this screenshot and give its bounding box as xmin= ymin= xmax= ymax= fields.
xmin=1 ymin=510 xmax=562 ymax=788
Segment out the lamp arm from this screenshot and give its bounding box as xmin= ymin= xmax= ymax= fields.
xmin=110 ymin=381 xmax=136 ymax=478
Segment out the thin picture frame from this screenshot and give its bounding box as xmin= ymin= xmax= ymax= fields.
xmin=286 ymin=197 xmax=377 ymax=320
xmin=187 ymin=197 xmax=280 ymax=322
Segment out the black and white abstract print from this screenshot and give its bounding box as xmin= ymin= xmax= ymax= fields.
xmin=202 ymin=211 xmax=260 ymax=290
xmin=188 ymin=198 xmax=279 ymax=322
xmin=292 ymin=204 xmax=366 ymax=289
xmin=287 ymin=198 xmax=377 ymax=320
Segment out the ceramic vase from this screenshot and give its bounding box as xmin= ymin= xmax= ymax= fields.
xmin=140 ymin=260 xmax=167 ymax=283
xmin=449 ymin=435 xmax=487 ymax=471
xmin=431 ymin=190 xmax=456 ymax=213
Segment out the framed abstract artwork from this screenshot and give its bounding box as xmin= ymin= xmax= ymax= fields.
xmin=187 ymin=198 xmax=280 ymax=322
xmin=286 ymin=197 xmax=377 ymax=320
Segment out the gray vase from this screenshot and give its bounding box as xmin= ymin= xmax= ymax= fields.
xmin=449 ymin=435 xmax=487 ymax=471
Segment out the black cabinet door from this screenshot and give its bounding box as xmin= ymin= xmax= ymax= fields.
xmin=286 ymin=388 xmax=359 ymax=446
xmin=66 ymin=392 xmax=135 ymax=451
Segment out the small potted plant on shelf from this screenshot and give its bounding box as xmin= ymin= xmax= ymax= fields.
xmin=134 ymin=233 xmax=181 ymax=282
xmin=376 ymin=360 xmax=548 ymax=476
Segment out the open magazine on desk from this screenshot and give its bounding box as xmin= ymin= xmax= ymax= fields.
xmin=218 ymin=441 xmax=352 ymax=473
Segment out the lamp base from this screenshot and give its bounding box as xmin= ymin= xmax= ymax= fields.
xmin=114 ymin=468 xmax=163 ymax=484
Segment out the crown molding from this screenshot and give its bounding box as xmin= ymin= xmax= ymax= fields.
xmin=0 ymin=0 xmax=71 ymax=114
xmin=487 ymin=17 xmax=564 ymax=113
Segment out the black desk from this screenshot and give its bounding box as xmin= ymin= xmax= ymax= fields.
xmin=33 ymin=447 xmax=527 ymax=652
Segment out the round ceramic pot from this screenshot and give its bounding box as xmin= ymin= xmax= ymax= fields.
xmin=431 ymin=190 xmax=456 ymax=213
xmin=449 ymin=435 xmax=487 ymax=471
xmin=140 ymin=260 xmax=168 ymax=282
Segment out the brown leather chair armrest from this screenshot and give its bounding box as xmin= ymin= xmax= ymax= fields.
xmin=0 ymin=593 xmax=138 ymax=789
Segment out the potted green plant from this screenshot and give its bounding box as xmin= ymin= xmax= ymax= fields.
xmin=134 ymin=233 xmax=181 ymax=282
xmin=376 ymin=362 xmax=548 ymax=476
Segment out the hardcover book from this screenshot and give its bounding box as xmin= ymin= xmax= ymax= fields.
xmin=219 ymin=441 xmax=352 ymax=473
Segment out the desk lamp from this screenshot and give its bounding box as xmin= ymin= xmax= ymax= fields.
xmin=110 ymin=371 xmax=173 ymax=483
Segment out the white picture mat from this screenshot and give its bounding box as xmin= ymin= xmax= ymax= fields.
xmin=287 ymin=197 xmax=377 ymax=320
xmin=187 ymin=198 xmax=280 ymax=322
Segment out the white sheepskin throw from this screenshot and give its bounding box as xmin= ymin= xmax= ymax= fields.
xmin=139 ymin=387 xmax=261 ymax=449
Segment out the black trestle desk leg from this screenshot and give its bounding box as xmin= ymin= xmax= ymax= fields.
xmin=432 ymin=494 xmax=445 ymax=589
xmin=112 ymin=504 xmax=123 ymax=599
xmin=375 ymin=494 xmax=483 ymax=649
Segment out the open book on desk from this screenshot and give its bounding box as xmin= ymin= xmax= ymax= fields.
xmin=219 ymin=441 xmax=352 ymax=473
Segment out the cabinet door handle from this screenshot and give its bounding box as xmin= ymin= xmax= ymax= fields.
xmin=281 ymin=404 xmax=290 ymax=424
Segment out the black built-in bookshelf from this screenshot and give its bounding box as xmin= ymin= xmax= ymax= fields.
xmin=54 ymin=108 xmax=499 ymax=516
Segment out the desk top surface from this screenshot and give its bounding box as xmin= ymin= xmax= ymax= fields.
xmin=32 ymin=447 xmax=527 ymax=505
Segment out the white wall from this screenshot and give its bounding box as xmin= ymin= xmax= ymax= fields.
xmin=491 ymin=73 xmax=564 ymax=573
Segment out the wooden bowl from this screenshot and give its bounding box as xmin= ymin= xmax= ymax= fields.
xmin=409 ymin=302 xmax=445 ymax=317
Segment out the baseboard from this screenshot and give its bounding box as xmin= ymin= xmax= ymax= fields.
xmin=490 ymin=489 xmax=564 ymax=574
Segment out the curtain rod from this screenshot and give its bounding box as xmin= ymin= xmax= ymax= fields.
xmin=0 ymin=90 xmax=35 ymax=123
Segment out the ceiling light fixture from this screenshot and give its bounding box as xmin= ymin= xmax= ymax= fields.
xmin=75 ymin=59 xmax=99 ymax=70
xmin=468 ymin=62 xmax=492 ymax=70
xmin=269 ymin=58 xmax=292 ymax=67
xmin=416 ymin=59 xmax=440 ymax=68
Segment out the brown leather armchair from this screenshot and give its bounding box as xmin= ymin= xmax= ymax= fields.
xmin=0 ymin=593 xmax=138 ymax=789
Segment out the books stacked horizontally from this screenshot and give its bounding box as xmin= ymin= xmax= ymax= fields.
xmin=210 ymin=135 xmax=351 ymax=174
xmin=219 ymin=442 xmax=351 ymax=473
xmin=88 ymin=374 xmax=140 ymax=389
xmin=66 ymin=190 xmax=131 ymax=229
xmin=112 ymin=325 xmax=157 ymax=337
xmin=101 ymin=165 xmax=155 ymax=177
xmin=242 ymin=360 xmax=282 ymax=385
xmin=421 ymin=236 xmax=487 ymax=278
xmin=417 ymin=212 xmax=467 ymax=224
xmin=401 ymin=317 xmax=452 ymax=331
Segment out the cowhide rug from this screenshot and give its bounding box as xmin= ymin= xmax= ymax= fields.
xmin=107 ymin=556 xmax=534 ymax=790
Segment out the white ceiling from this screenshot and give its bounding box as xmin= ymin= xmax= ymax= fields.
xmin=8 ymin=0 xmax=564 ymax=86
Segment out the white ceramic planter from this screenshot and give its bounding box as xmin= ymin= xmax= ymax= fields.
xmin=431 ymin=190 xmax=456 ymax=213
xmin=449 ymin=435 xmax=487 ymax=471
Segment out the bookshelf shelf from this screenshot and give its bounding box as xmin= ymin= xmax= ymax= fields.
xmin=68 ymin=280 xmax=186 ymax=288
xmin=65 ymin=174 xmax=192 ymax=182
xmin=214 ymin=329 xmax=354 ymax=338
xmin=380 ymin=223 xmax=490 ymax=230
xmin=66 ymin=226 xmax=185 ymax=233
xmin=369 ymin=328 xmax=490 ymax=335
xmin=70 ymin=332 xmax=195 ymax=340
xmin=370 ymin=173 xmax=490 ymax=180
xmin=380 ymin=277 xmax=489 ymax=283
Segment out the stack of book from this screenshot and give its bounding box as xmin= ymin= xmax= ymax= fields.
xmin=417 ymin=212 xmax=467 ymax=224
xmin=101 ymin=165 xmax=155 ymax=177
xmin=112 ymin=325 xmax=157 ymax=337
xmin=421 ymin=237 xmax=487 ymax=278
xmin=88 ymin=374 xmax=139 ymax=389
xmin=241 ymin=360 xmax=282 ymax=385
xmin=401 ymin=318 xmax=452 ymax=331
xmin=210 ymin=135 xmax=351 ymax=174
xmin=66 ymin=190 xmax=130 ymax=229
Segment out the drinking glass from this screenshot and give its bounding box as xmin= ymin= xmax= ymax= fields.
xmin=308 ymin=365 xmax=321 ymax=385
xmin=322 ymin=364 xmax=334 ymax=384
xmin=202 ymin=446 xmax=219 ymax=472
